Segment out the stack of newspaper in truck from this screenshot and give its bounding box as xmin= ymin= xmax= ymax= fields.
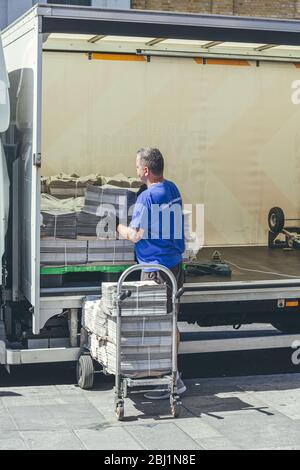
xmin=40 ymin=177 xmax=138 ymax=266
xmin=82 ymin=281 xmax=173 ymax=378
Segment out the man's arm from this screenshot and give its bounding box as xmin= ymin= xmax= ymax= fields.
xmin=117 ymin=224 xmax=144 ymax=244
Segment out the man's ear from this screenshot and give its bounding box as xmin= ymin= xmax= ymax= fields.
xmin=144 ymin=166 xmax=149 ymax=177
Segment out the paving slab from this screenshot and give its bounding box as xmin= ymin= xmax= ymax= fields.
xmin=243 ymin=389 xmax=300 ymax=420
xmin=22 ymin=430 xmax=84 ymax=450
xmin=236 ymin=374 xmax=300 ymax=392
xmin=0 ymin=408 xmax=18 ymax=431
xmin=74 ymin=427 xmax=144 ymax=450
xmin=8 ymin=403 xmax=107 ymax=431
xmin=0 ymin=437 xmax=28 ymax=450
xmin=1 ymin=385 xmax=58 ymax=397
xmin=200 ymin=409 xmax=300 ymax=450
xmin=175 ymin=417 xmax=223 ymax=440
xmin=126 ymin=423 xmax=203 ymax=450
xmin=197 ymin=437 xmax=241 ymax=450
xmin=1 ymin=373 xmax=300 ymax=449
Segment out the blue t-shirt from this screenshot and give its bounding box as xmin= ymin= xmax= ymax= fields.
xmin=130 ymin=180 xmax=185 ymax=269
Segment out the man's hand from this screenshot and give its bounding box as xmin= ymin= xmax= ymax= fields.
xmin=117 ymin=224 xmax=144 ymax=243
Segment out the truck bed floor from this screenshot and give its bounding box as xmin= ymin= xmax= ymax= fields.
xmin=187 ymin=246 xmax=300 ymax=284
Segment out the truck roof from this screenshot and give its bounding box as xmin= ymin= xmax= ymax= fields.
xmin=2 ymin=3 xmax=300 ymax=48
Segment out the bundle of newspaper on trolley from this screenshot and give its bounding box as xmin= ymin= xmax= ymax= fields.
xmin=82 ymin=281 xmax=173 ymax=378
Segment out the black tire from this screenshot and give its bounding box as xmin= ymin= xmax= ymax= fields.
xmin=77 ymin=355 xmax=94 ymax=390
xmin=271 ymin=317 xmax=300 ymax=334
xmin=268 ymin=207 xmax=285 ymax=234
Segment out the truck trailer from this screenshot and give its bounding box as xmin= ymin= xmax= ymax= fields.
xmin=2 ymin=4 xmax=300 ymax=368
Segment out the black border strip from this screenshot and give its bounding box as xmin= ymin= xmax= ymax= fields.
xmin=42 ymin=17 xmax=300 ymax=46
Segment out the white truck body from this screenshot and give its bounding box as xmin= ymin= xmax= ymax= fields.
xmin=2 ymin=4 xmax=300 ymax=366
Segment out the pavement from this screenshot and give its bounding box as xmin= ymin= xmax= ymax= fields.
xmin=1 ymin=372 xmax=300 ymax=450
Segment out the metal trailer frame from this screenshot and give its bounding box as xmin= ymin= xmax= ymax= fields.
xmin=1 ymin=4 xmax=300 ymax=365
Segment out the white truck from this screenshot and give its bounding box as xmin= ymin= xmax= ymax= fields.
xmin=2 ymin=4 xmax=300 ymax=369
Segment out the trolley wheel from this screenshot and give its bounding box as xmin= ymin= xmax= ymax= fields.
xmin=170 ymin=398 xmax=182 ymax=418
xmin=115 ymin=401 xmax=125 ymax=421
xmin=77 ymin=354 xmax=94 ymax=390
xmin=268 ymin=207 xmax=285 ymax=234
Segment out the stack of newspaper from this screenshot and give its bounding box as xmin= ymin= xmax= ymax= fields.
xmin=41 ymin=194 xmax=85 ymax=239
xmin=83 ymin=282 xmax=171 ymax=377
xmin=82 ymin=184 xmax=137 ymax=220
xmin=76 ymin=211 xmax=103 ymax=238
xmin=41 ymin=194 xmax=85 ymax=212
xmin=47 ymin=173 xmax=102 ymax=199
xmin=40 ymin=239 xmax=87 ymax=265
xmin=76 ymin=184 xmax=137 ymax=236
xmin=101 ymin=281 xmax=168 ymax=316
xmin=103 ymin=173 xmax=142 ymax=189
xmin=40 ymin=174 xmax=141 ymax=267
xmin=87 ymin=239 xmax=135 ymax=263
xmin=40 ymin=210 xmax=78 ymax=239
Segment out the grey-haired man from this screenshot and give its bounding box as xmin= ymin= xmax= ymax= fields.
xmin=118 ymin=147 xmax=186 ymax=400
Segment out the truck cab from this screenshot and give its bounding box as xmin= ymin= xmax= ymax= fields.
xmin=0 ymin=30 xmax=10 ymax=288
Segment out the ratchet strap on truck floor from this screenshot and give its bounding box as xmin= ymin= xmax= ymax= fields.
xmin=184 ymin=251 xmax=232 ymax=277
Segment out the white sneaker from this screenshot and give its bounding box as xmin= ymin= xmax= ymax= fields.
xmin=144 ymin=375 xmax=187 ymax=400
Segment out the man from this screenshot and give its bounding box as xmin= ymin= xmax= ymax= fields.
xmin=117 ymin=147 xmax=186 ymax=400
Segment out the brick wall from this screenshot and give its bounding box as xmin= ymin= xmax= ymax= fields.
xmin=131 ymin=0 xmax=300 ymax=19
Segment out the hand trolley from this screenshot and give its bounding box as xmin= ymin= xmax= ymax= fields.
xmin=77 ymin=263 xmax=184 ymax=421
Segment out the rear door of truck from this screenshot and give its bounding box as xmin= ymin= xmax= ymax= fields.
xmin=0 ymin=31 xmax=10 ymax=287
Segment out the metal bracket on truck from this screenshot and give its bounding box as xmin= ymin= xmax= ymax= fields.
xmin=33 ymin=153 xmax=42 ymax=168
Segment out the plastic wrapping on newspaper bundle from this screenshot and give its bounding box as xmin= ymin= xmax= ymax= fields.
xmin=82 ymin=282 xmax=172 ymax=378
xmin=46 ymin=173 xmax=102 ymax=199
xmin=40 ymin=194 xmax=84 ymax=239
xmin=39 ymin=180 xmax=137 ymax=267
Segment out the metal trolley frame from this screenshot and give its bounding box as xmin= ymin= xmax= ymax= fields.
xmin=77 ymin=264 xmax=184 ymax=420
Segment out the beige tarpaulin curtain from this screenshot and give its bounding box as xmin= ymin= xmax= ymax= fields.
xmin=42 ymin=53 xmax=300 ymax=246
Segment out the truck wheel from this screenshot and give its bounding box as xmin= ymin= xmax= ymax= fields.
xmin=271 ymin=317 xmax=300 ymax=334
xmin=268 ymin=207 xmax=285 ymax=234
xmin=77 ymin=355 xmax=94 ymax=390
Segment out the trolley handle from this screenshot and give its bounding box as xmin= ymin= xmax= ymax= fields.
xmin=117 ymin=264 xmax=178 ymax=302
xmin=176 ymin=287 xmax=185 ymax=299
xmin=118 ymin=290 xmax=132 ymax=302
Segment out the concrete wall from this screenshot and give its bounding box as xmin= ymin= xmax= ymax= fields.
xmin=131 ymin=0 xmax=300 ymax=19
